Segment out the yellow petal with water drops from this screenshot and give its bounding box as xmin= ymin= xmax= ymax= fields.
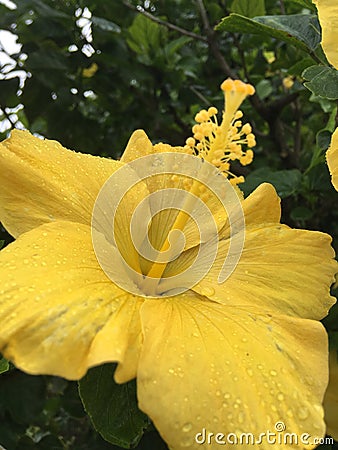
xmin=242 ymin=182 xmax=281 ymax=225
xmin=137 ymin=293 xmax=328 ymax=450
xmin=313 ymin=0 xmax=338 ymax=69
xmin=121 ymin=129 xmax=186 ymax=163
xmin=218 ymin=182 xmax=281 ymax=241
xmin=0 ymin=130 xmax=122 ymax=237
xmin=120 ymin=129 xmax=154 ymax=162
xmin=324 ymin=349 xmax=338 ymax=440
xmin=327 ymin=127 xmax=338 ymax=191
xmin=0 ymin=221 xmax=144 ymax=380
xmin=193 ymin=224 xmax=337 ymax=320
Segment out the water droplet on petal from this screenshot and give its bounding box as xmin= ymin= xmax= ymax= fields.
xmin=182 ymin=423 xmax=192 ymax=432
xmin=238 ymin=412 xmax=245 ymax=423
xmin=297 ymin=407 xmax=309 ymax=420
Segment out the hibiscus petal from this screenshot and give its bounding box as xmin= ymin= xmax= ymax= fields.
xmin=0 ymin=130 xmax=122 ymax=237
xmin=121 ymin=129 xmax=186 ymax=163
xmin=193 ymin=224 xmax=337 ymax=320
xmin=0 ymin=221 xmax=144 ymax=379
xmin=217 ymin=182 xmax=281 ymax=241
xmin=313 ymin=0 xmax=338 ymax=69
xmin=138 ymin=293 xmax=328 ymax=449
xmin=327 ymin=127 xmax=338 ymax=191
xmin=241 ymin=182 xmax=281 ymax=225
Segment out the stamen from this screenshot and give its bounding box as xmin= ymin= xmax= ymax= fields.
xmin=184 ymin=78 xmax=255 ymax=185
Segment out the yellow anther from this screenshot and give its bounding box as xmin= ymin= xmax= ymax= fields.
xmin=246 ymin=85 xmax=255 ymax=95
xmin=234 ymin=121 xmax=242 ymax=128
xmin=194 ymin=133 xmax=204 ymax=142
xmin=195 ymin=109 xmax=209 ymax=122
xmin=234 ymin=79 xmax=248 ymax=93
xmin=246 ymin=149 xmax=254 ymax=161
xmin=208 ymin=106 xmax=218 ymax=116
xmin=235 ymin=110 xmax=243 ymax=119
xmin=230 ymin=176 xmax=245 ymax=185
xmin=221 ymin=162 xmax=230 ymax=171
xmin=185 ymin=137 xmax=195 ymax=147
xmin=221 ymin=78 xmax=235 ymax=91
xmin=240 ymin=150 xmax=254 ymax=166
xmin=242 ymin=123 xmax=252 ymax=134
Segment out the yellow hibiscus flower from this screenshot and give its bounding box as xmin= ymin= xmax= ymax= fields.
xmin=327 ymin=128 xmax=338 ymax=191
xmin=0 ymin=79 xmax=337 ymax=449
xmin=312 ymin=0 xmax=338 ymax=190
xmin=312 ymin=0 xmax=338 ymax=69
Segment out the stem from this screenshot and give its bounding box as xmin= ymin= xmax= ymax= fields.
xmin=122 ymin=0 xmax=207 ymax=42
xmin=195 ymin=0 xmax=236 ymax=78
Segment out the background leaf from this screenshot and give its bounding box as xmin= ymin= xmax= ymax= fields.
xmin=230 ymin=0 xmax=266 ymax=17
xmin=241 ymin=168 xmax=302 ymax=198
xmin=79 ymin=364 xmax=150 ymax=449
xmin=303 ymin=65 xmax=338 ymax=99
xmin=0 ymin=356 xmax=9 ymax=375
xmin=217 ymin=14 xmax=321 ymax=53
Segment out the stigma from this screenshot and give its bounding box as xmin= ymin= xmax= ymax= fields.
xmin=184 ymin=79 xmax=256 ymax=185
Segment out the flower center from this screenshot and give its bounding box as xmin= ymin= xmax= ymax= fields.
xmin=141 ymin=79 xmax=255 ymax=295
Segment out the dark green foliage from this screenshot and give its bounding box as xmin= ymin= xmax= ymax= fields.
xmin=0 ymin=0 xmax=337 ymax=448
xmin=79 ymin=364 xmax=150 ymax=448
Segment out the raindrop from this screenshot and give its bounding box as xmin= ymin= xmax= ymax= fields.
xmin=182 ymin=422 xmax=192 ymax=432
xmin=297 ymin=407 xmax=309 ymax=420
xmin=238 ymin=412 xmax=245 ymax=423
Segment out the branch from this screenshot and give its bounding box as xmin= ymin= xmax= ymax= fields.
xmin=195 ymin=0 xmax=236 ymax=78
xmin=122 ymin=1 xmax=207 ymax=42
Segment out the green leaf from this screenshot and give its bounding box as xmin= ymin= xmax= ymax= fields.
xmin=0 ymin=356 xmax=9 ymax=375
xmin=255 ymin=79 xmax=273 ymax=100
xmin=230 ymin=0 xmax=266 ymax=18
xmin=127 ymin=14 xmax=164 ymax=56
xmin=29 ymin=0 xmax=71 ymax=20
xmin=284 ymin=0 xmax=316 ymax=11
xmin=241 ymin=168 xmax=302 ymax=197
xmin=303 ymin=65 xmax=338 ymax=100
xmin=216 ymin=14 xmax=321 ymax=53
xmin=0 ymin=240 xmax=4 ymax=250
xmin=92 ymin=16 xmax=121 ymax=34
xmin=79 ymin=364 xmax=150 ymax=448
